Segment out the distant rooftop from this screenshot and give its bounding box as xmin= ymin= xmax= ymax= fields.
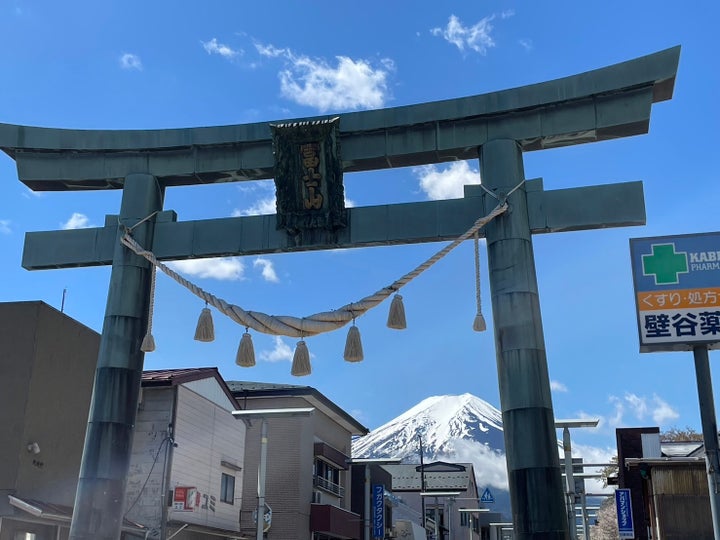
xmin=228 ymin=380 xmax=368 ymax=435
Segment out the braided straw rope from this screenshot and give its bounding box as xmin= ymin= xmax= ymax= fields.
xmin=120 ymin=201 xmax=508 ymax=338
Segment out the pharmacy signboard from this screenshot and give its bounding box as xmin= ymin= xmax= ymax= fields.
xmin=630 ymin=232 xmax=720 ymax=352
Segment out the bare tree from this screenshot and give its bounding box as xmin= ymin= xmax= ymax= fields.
xmin=600 ymin=455 xmax=618 ymax=488
xmin=661 ymin=426 xmax=702 ymax=441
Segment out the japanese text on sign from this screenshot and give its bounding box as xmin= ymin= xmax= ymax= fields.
xmin=300 ymin=143 xmax=323 ymax=210
xmin=630 ymin=233 xmax=720 ymax=352
xmin=372 ymin=484 xmax=384 ymax=539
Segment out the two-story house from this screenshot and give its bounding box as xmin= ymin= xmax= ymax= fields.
xmin=228 ymin=382 xmax=369 ymax=540
xmin=126 ymin=368 xmax=247 ymax=539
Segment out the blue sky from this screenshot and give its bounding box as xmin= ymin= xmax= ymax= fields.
xmin=1 ymin=1 xmax=719 ymax=464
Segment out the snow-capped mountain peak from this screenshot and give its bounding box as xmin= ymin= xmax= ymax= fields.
xmin=352 ymin=393 xmax=504 ymax=460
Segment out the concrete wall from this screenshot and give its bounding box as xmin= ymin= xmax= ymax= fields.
xmin=0 ymin=301 xmax=98 ymax=513
xmin=125 ymin=387 xmax=174 ymax=531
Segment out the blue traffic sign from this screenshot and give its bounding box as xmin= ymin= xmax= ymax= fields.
xmin=480 ymin=487 xmax=495 ymax=504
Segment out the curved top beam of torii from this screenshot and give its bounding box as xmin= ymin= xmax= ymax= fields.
xmin=0 ymin=46 xmax=679 ymax=191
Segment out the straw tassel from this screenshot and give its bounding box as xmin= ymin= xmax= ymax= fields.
xmin=291 ymin=340 xmax=312 ymax=377
xmin=343 ymin=323 xmax=364 ymax=362
xmin=141 ymin=267 xmax=157 ymax=352
xmin=194 ymin=305 xmax=215 ymax=342
xmin=386 ymin=294 xmax=407 ymax=330
xmin=473 ymin=231 xmax=487 ymax=332
xmin=140 ymin=333 xmax=156 ymax=353
xmin=236 ymin=330 xmax=256 ymax=367
xmin=473 ymin=313 xmax=487 ymax=332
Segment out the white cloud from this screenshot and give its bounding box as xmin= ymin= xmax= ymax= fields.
xmin=568 ymin=442 xmax=616 ymax=494
xmin=550 ymin=380 xmax=568 ymax=393
xmin=431 ymin=14 xmax=499 ymax=55
xmin=253 ymin=258 xmax=279 ymax=283
xmin=0 ymin=220 xmax=11 ymax=234
xmin=604 ymin=393 xmax=679 ymax=429
xmin=414 ymin=161 xmax=480 ymax=200
xmin=201 ymin=38 xmax=242 ymax=59
xmin=255 ymin=41 xmax=393 ymax=112
xmin=624 ymin=393 xmax=649 ymax=420
xmin=260 ymin=336 xmax=294 ymax=362
xmin=608 ymin=395 xmax=625 ymax=427
xmin=22 ymin=187 xmax=43 ymax=199
xmin=651 ymin=394 xmax=680 ymax=424
xmin=62 ymin=213 xmax=92 ymax=230
xmin=120 ymin=53 xmax=142 ymax=71
xmin=167 ymin=257 xmax=245 ymax=281
xmin=233 ymin=196 xmax=276 ymax=217
xmin=519 ymin=39 xmax=533 ymax=51
xmin=441 ymin=439 xmax=508 ymax=491
xmin=255 ymin=42 xmax=288 ymax=58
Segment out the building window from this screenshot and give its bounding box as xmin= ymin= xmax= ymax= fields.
xmin=313 ymin=459 xmax=344 ymax=497
xmin=221 ymin=472 xmax=235 ymax=504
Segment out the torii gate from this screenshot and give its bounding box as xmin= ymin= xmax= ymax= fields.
xmin=0 ymin=46 xmax=679 ymax=540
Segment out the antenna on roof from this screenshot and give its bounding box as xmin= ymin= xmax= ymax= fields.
xmin=61 ymin=288 xmax=67 ymax=313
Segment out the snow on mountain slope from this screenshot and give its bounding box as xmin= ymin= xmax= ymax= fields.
xmin=352 ymin=393 xmax=505 ymax=460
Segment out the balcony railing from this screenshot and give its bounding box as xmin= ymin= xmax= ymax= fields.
xmin=313 ymin=475 xmax=344 ymax=498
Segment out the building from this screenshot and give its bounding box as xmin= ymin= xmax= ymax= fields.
xmin=0 ymin=300 xmax=147 ymax=539
xmin=228 ymin=381 xmax=369 ymax=540
xmin=0 ymin=301 xmax=248 ymax=539
xmin=126 ymin=368 xmax=247 ymax=539
xmin=617 ymin=427 xmax=713 ymax=540
xmin=0 ymin=301 xmax=371 ymax=540
xmin=349 ymin=460 xmax=491 ymax=540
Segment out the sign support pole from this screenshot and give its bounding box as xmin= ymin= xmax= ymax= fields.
xmin=693 ymin=344 xmax=720 ymax=540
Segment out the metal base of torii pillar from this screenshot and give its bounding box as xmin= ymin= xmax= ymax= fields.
xmin=481 ymin=140 xmax=568 ymax=539
xmin=69 ymin=174 xmax=163 ymax=539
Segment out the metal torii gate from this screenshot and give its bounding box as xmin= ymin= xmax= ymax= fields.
xmin=0 ymin=46 xmax=679 ymax=540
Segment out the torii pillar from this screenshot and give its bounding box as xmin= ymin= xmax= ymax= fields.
xmin=0 ymin=47 xmax=680 ymax=539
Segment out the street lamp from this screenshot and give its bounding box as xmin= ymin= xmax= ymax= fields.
xmin=458 ymin=508 xmax=490 ymax=540
xmin=555 ymin=418 xmax=599 ymax=540
xmin=421 ymin=491 xmax=462 ymax=540
xmin=232 ymin=407 xmax=314 ymax=540
xmin=348 ymin=458 xmax=402 ymax=540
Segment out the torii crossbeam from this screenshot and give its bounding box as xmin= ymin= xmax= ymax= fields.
xmin=1 ymin=46 xmax=679 ymax=540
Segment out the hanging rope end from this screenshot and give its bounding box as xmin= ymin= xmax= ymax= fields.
xmin=236 ymin=331 xmax=256 ymax=367
xmin=194 ymin=307 xmax=215 ymax=342
xmin=344 ymin=324 xmax=364 ymax=362
xmin=473 ymin=313 xmax=487 ymax=332
xmin=141 ymin=333 xmax=156 ymax=352
xmin=386 ymin=294 xmax=407 ymax=330
xmin=291 ymin=340 xmax=312 ymax=376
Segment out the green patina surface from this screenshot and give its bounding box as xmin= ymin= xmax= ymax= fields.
xmin=0 ymin=46 xmax=680 ymax=540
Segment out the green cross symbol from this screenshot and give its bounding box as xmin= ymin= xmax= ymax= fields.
xmin=642 ymin=243 xmax=688 ymax=285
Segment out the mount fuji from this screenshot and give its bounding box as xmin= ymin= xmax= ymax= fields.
xmin=352 ymin=393 xmax=511 ymax=514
